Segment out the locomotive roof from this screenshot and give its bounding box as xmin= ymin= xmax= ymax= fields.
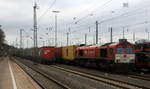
xmin=40 ymin=46 xmax=55 ymax=48
xmin=101 ymin=42 xmax=117 ymax=46
xmin=78 ymin=40 xmax=132 ymax=48
xmin=78 ymin=42 xmax=119 ymax=48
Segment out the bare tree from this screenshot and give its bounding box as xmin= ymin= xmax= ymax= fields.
xmin=0 ymin=25 xmax=5 ymax=44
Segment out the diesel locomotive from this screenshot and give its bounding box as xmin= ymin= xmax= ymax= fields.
xmin=134 ymin=40 xmax=150 ymax=71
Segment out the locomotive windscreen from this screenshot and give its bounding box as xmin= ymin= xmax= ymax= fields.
xmin=116 ymin=48 xmax=124 ymax=54
xmin=126 ymin=48 xmax=133 ymax=54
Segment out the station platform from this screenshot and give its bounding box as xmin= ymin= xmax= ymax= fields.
xmin=0 ymin=57 xmax=41 ymax=89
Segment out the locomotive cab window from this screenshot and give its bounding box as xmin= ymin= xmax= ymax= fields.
xmin=126 ymin=48 xmax=133 ymax=54
xmin=116 ymin=48 xmax=124 ymax=54
xmin=100 ymin=48 xmax=107 ymax=57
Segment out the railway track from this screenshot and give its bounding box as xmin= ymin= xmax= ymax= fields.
xmin=128 ymin=73 xmax=150 ymax=81
xmin=51 ymin=65 xmax=150 ymax=89
xmin=14 ymin=59 xmax=70 ymax=89
xmin=14 ymin=57 xmax=150 ymax=89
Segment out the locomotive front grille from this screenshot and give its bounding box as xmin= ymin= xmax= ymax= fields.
xmin=115 ymin=54 xmax=135 ymax=63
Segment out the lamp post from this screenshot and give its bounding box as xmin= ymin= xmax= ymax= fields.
xmin=52 ymin=10 xmax=60 ymax=47
xmin=33 ymin=3 xmax=38 ymax=48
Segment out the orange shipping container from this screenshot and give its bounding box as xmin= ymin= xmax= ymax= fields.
xmin=62 ymin=45 xmax=78 ymax=60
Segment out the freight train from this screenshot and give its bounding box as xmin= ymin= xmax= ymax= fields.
xmin=60 ymin=39 xmax=135 ymax=72
xmin=14 ymin=39 xmax=135 ymax=72
xmin=134 ymin=40 xmax=150 ymax=71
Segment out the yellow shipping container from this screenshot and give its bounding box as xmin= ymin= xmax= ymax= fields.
xmin=62 ymin=45 xmax=78 ymax=60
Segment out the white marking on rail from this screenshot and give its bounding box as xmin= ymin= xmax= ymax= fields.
xmin=8 ymin=60 xmax=18 ymax=89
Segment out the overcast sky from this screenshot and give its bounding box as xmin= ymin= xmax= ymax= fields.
xmin=0 ymin=0 xmax=150 ymax=48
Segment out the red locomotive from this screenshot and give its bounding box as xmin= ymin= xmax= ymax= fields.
xmin=134 ymin=40 xmax=150 ymax=71
xmin=76 ymin=39 xmax=135 ymax=72
xmin=38 ymin=46 xmax=56 ymax=63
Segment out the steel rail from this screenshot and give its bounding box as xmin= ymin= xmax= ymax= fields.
xmin=15 ymin=59 xmax=71 ymax=89
xmin=129 ymin=74 xmax=150 ymax=81
xmin=52 ymin=65 xmax=150 ymax=89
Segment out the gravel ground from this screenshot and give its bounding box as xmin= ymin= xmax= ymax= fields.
xmin=39 ymin=65 xmax=118 ymax=89
xmin=19 ymin=58 xmax=119 ymax=89
xmin=54 ymin=64 xmax=150 ymax=89
xmin=15 ymin=60 xmax=66 ymax=89
xmin=16 ymin=57 xmax=150 ymax=89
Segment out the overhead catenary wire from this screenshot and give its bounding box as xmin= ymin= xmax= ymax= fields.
xmin=72 ymin=0 xmax=108 ymax=20
xmin=68 ymin=20 xmax=150 ymax=44
xmin=59 ymin=0 xmax=149 ymax=31
xmin=74 ymin=0 xmax=113 ymax=24
xmin=97 ymin=6 xmax=150 ymax=24
xmin=58 ymin=0 xmax=113 ymax=28
xmin=36 ymin=0 xmax=150 ymax=46
xmin=56 ymin=0 xmax=114 ymax=34
xmin=68 ymin=6 xmax=150 ymax=35
xmin=38 ymin=0 xmax=57 ymax=20
xmin=61 ymin=20 xmax=150 ymax=43
xmin=60 ymin=3 xmax=149 ymax=35
xmin=41 ymin=0 xmax=149 ymax=40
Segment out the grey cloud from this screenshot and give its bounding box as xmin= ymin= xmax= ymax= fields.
xmin=0 ymin=0 xmax=150 ymax=47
